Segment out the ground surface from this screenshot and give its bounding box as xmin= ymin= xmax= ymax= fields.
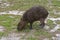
xmin=0 ymin=0 xmax=60 ymax=40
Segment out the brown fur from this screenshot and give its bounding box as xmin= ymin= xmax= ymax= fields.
xmin=17 ymin=5 xmax=49 ymax=31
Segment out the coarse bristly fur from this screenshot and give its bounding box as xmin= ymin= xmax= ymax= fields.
xmin=17 ymin=5 xmax=49 ymax=31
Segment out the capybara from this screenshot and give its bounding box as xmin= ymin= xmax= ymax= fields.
xmin=17 ymin=5 xmax=49 ymax=31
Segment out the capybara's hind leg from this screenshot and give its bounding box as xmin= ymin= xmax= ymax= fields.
xmin=40 ymin=18 xmax=45 ymax=28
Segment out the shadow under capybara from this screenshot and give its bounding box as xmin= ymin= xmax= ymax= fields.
xmin=17 ymin=5 xmax=49 ymax=31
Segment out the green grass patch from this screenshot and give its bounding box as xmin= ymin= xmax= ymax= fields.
xmin=27 ymin=36 xmax=38 ymax=40
xmin=0 ymin=0 xmax=60 ymax=12
xmin=56 ymin=20 xmax=60 ymax=24
xmin=50 ymin=13 xmax=60 ymax=18
xmin=0 ymin=32 xmax=8 ymax=38
xmin=0 ymin=14 xmax=55 ymax=39
xmin=0 ymin=0 xmax=48 ymax=11
xmin=47 ymin=19 xmax=55 ymax=29
xmin=34 ymin=29 xmax=52 ymax=38
xmin=0 ymin=14 xmax=21 ymax=31
xmin=52 ymin=0 xmax=60 ymax=7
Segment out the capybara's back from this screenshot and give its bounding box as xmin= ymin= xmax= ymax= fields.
xmin=17 ymin=6 xmax=49 ymax=31
xmin=23 ymin=6 xmax=48 ymax=22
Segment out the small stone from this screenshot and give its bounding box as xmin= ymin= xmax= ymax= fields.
xmin=52 ymin=37 xmax=56 ymax=40
xmin=43 ymin=38 xmax=49 ymax=40
xmin=56 ymin=34 xmax=60 ymax=37
xmin=44 ymin=25 xmax=50 ymax=30
xmin=0 ymin=26 xmax=5 ymax=32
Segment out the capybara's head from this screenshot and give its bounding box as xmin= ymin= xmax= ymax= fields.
xmin=17 ymin=19 xmax=27 ymax=31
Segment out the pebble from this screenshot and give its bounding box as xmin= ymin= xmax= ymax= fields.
xmin=0 ymin=26 xmax=5 ymax=32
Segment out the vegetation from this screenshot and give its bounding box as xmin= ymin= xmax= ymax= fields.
xmin=0 ymin=0 xmax=60 ymax=40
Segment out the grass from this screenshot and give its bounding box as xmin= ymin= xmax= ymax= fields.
xmin=0 ymin=14 xmax=21 ymax=31
xmin=56 ymin=20 xmax=60 ymax=24
xmin=0 ymin=0 xmax=60 ymax=12
xmin=0 ymin=14 xmax=52 ymax=39
xmin=47 ymin=19 xmax=55 ymax=29
xmin=0 ymin=32 xmax=8 ymax=38
xmin=0 ymin=14 xmax=21 ymax=38
xmin=34 ymin=29 xmax=52 ymax=38
xmin=0 ymin=0 xmax=48 ymax=11
xmin=26 ymin=36 xmax=38 ymax=40
xmin=52 ymin=0 xmax=60 ymax=7
xmin=49 ymin=12 xmax=60 ymax=18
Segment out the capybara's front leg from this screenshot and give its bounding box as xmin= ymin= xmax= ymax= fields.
xmin=29 ymin=22 xmax=33 ymax=29
xmin=40 ymin=18 xmax=45 ymax=28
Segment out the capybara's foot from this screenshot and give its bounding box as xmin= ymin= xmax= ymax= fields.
xmin=40 ymin=24 xmax=45 ymax=28
xmin=29 ymin=26 xmax=33 ymax=29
